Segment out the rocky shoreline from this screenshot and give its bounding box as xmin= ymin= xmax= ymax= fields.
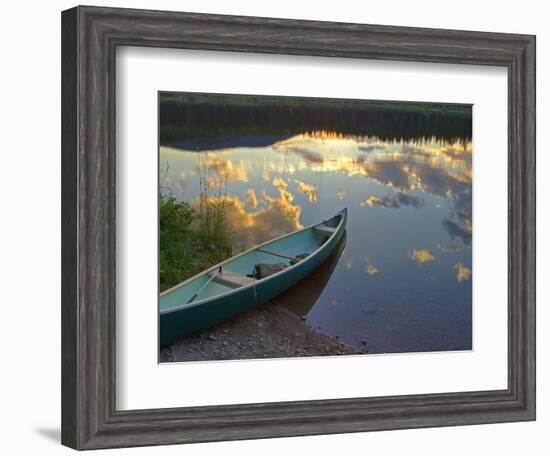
xmin=160 ymin=300 xmax=366 ymax=363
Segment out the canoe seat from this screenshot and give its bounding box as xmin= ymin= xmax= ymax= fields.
xmin=314 ymin=225 xmax=336 ymax=237
xmin=211 ymin=270 xmax=255 ymax=289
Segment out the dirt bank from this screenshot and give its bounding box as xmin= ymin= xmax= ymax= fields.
xmin=160 ymin=300 xmax=366 ymax=363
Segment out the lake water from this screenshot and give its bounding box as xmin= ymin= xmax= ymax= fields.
xmin=160 ymin=131 xmax=472 ymax=354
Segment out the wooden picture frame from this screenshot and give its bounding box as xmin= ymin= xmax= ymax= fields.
xmin=61 ymin=5 xmax=536 ymax=450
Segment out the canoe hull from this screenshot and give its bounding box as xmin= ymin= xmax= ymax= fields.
xmin=160 ymin=211 xmax=346 ymax=348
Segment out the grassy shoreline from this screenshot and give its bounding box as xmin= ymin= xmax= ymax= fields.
xmin=159 ymin=194 xmax=233 ymax=292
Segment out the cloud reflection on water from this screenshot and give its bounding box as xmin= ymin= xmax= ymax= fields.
xmin=454 ymin=262 xmax=472 ymax=282
xmin=410 ymin=249 xmax=436 ymax=264
xmin=272 ymin=133 xmax=472 ymax=248
xmin=162 ymin=130 xmax=472 ymax=267
xmin=294 ymin=179 xmax=318 ymax=204
xmin=361 ymin=192 xmax=424 ymax=209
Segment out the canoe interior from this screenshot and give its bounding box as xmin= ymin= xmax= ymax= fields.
xmin=160 ymin=212 xmax=342 ymax=311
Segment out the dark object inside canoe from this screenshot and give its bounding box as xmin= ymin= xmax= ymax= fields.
xmin=251 ymin=263 xmax=287 ymax=279
xmin=289 ymin=252 xmax=310 ymax=265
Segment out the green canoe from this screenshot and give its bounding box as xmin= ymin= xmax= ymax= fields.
xmin=159 ymin=208 xmax=348 ymax=348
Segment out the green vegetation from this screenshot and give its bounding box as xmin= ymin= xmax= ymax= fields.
xmin=159 ymin=92 xmax=472 ymax=117
xmin=159 ymin=92 xmax=472 ymax=145
xmin=159 ymin=193 xmax=233 ymax=292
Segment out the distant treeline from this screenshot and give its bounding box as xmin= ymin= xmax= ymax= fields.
xmin=159 ymin=92 xmax=472 ymax=146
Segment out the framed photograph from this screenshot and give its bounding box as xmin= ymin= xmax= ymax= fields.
xmin=158 ymin=92 xmax=474 ymax=359
xmin=61 ymin=5 xmax=535 ymax=450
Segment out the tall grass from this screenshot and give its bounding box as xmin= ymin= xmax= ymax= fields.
xmin=197 ymin=161 xmax=232 ymax=256
xmin=159 ymin=161 xmax=233 ymax=292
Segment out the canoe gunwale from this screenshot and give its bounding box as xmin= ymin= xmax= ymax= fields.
xmin=160 ymin=208 xmax=347 ymax=315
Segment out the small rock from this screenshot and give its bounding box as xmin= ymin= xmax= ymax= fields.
xmin=222 ymin=341 xmax=228 ymax=346
xmin=300 ymin=315 xmax=307 ymax=321
xmin=361 ymin=339 xmax=367 ymax=345
xmin=208 ymin=335 xmax=217 ymax=341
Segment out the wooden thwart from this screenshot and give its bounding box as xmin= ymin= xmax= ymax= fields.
xmin=256 ymin=248 xmax=301 ymax=263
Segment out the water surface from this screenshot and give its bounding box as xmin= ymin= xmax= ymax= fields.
xmin=160 ymin=130 xmax=472 ymax=354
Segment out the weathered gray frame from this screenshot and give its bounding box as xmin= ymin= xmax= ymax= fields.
xmin=61 ymin=5 xmax=536 ymax=450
